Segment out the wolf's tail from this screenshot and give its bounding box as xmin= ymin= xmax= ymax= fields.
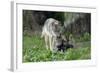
xmin=41 ymin=31 xmax=44 ymax=38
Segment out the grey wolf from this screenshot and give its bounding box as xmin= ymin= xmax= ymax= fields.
xmin=41 ymin=18 xmax=62 ymax=52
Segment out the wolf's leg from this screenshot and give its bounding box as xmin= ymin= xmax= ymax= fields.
xmin=45 ymin=35 xmax=49 ymax=50
xmin=49 ymin=36 xmax=53 ymax=51
xmin=52 ymin=37 xmax=55 ymax=51
xmin=41 ymin=31 xmax=44 ymax=38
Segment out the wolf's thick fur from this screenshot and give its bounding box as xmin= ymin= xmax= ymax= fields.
xmin=54 ymin=34 xmax=74 ymax=52
xmin=41 ymin=18 xmax=62 ymax=52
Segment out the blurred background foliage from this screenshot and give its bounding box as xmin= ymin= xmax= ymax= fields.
xmin=23 ymin=10 xmax=91 ymax=40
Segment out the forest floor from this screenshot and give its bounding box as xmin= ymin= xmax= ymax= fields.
xmin=23 ymin=35 xmax=91 ymax=62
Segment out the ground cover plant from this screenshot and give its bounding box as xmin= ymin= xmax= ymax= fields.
xmin=23 ymin=35 xmax=91 ymax=62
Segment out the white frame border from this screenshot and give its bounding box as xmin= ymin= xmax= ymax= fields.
xmin=11 ymin=1 xmax=97 ymax=72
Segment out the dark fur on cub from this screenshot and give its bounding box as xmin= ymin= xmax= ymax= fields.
xmin=56 ymin=36 xmax=74 ymax=52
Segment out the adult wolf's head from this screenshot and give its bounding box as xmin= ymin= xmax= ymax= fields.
xmin=51 ymin=19 xmax=62 ymax=37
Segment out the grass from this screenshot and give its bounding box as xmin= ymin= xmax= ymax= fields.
xmin=23 ymin=35 xmax=91 ymax=62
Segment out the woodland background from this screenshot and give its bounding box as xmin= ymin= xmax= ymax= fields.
xmin=23 ymin=10 xmax=91 ymax=37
